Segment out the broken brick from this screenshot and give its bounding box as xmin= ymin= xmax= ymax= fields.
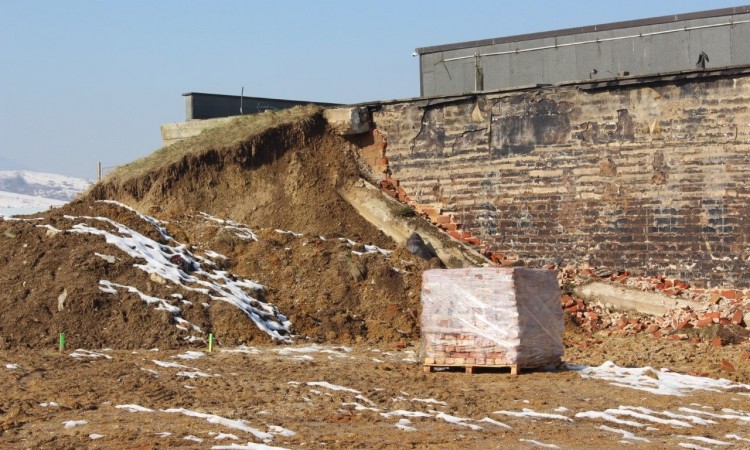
xmin=720 ymin=360 xmax=736 ymax=372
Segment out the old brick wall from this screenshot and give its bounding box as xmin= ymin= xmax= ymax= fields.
xmin=365 ymin=72 xmax=750 ymax=288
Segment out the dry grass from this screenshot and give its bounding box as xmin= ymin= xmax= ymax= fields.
xmin=105 ymin=104 xmax=322 ymax=184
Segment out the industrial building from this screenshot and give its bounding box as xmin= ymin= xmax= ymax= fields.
xmin=415 ymin=5 xmax=750 ymax=96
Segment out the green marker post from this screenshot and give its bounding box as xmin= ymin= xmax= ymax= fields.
xmin=59 ymin=333 xmax=65 ymax=353
xmin=208 ymin=333 xmax=214 ymax=353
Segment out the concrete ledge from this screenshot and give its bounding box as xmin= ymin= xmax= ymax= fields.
xmin=324 ymin=107 xmax=370 ymax=136
xmin=574 ymin=281 xmax=703 ymax=316
xmin=160 ymin=117 xmax=233 ymax=147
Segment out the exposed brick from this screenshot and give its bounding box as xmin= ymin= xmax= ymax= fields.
xmin=369 ymin=75 xmax=750 ymax=287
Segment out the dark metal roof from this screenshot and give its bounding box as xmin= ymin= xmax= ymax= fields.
xmin=181 ymin=92 xmax=340 ymax=106
xmin=415 ymin=5 xmax=750 ymax=55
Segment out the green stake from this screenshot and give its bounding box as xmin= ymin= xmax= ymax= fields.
xmin=208 ymin=333 xmax=214 ymax=353
xmin=59 ymin=333 xmax=65 ymax=353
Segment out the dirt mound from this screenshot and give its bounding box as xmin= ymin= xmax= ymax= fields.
xmin=87 ymin=105 xmax=391 ymax=248
xmin=0 ymin=104 xmax=438 ymax=350
xmin=0 ymin=199 xmax=433 ymax=350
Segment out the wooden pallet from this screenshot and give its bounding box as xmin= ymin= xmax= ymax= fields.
xmin=423 ymin=363 xmax=518 ymax=375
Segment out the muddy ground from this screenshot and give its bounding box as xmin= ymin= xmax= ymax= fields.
xmin=1 ymin=332 xmax=749 ymax=450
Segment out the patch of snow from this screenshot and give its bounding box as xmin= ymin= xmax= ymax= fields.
xmin=678 ymin=407 xmax=750 ymax=423
xmin=176 ymin=370 xmax=215 ymax=378
xmin=306 ymin=381 xmax=360 ymax=394
xmin=200 ymin=213 xmax=258 ymax=241
xmin=676 ymin=435 xmax=731 ymax=446
xmin=494 ymin=408 xmax=573 ymax=422
xmin=69 ymin=349 xmax=113 ymax=360
xmin=726 ymin=434 xmax=750 ymax=443
xmin=40 ymin=402 xmax=59 ymax=408
xmin=342 ymin=402 xmax=380 ymax=412
xmin=5 ymin=364 xmax=19 ymax=369
xmin=435 ymin=412 xmax=482 ymax=430
xmin=175 ymin=351 xmax=205 ymax=360
xmin=64 ymin=208 xmax=291 ymax=343
xmin=115 ymin=404 xmax=154 ymax=413
xmin=62 ymin=420 xmax=88 ymax=428
xmin=575 ymin=411 xmax=644 ymax=427
xmin=222 ymin=345 xmax=261 ymax=355
xmin=518 ymin=438 xmax=559 ymax=448
xmin=678 ymin=444 xmax=712 ymax=450
xmin=411 ymin=397 xmax=447 ymax=406
xmin=184 ymin=435 xmax=204 ymax=442
xmin=478 ymin=417 xmax=512 ymax=429
xmin=603 ymin=407 xmax=692 ymax=428
xmin=275 ymin=229 xmax=303 ymax=238
xmin=162 ymin=408 xmax=275 ymax=441
xmin=152 ymin=360 xmax=189 ymax=369
xmin=0 ymin=170 xmax=90 ymax=201
xmin=574 ymin=361 xmax=750 ymax=396
xmin=380 ymin=410 xmax=432 ymax=419
xmin=89 ymin=434 xmax=104 ymax=440
xmin=215 ymin=433 xmax=240 ymax=440
xmin=395 ymin=418 xmax=416 ymax=431
xmin=598 ymin=425 xmax=650 ymax=443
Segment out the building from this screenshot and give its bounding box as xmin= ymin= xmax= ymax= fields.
xmin=183 ymin=92 xmax=340 ymax=121
xmin=415 ymin=5 xmax=750 ymax=97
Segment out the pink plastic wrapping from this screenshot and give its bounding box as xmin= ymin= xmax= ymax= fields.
xmin=421 ymin=268 xmax=563 ymax=368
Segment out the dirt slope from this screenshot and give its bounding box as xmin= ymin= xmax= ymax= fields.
xmin=87 ymin=106 xmax=391 ymax=248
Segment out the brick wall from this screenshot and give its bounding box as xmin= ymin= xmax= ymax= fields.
xmin=364 ymin=71 xmax=750 ymax=288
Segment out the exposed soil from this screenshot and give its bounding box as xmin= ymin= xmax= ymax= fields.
xmin=1 ymin=107 xmax=749 ymax=448
xmin=0 ymin=339 xmax=748 ymax=449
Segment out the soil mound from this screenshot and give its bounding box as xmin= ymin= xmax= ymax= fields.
xmin=0 ymin=107 xmax=432 ymax=350
xmin=87 ymin=106 xmax=390 ymax=247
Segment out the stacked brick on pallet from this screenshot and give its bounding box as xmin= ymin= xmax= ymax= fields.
xmin=421 ymin=268 xmax=564 ymax=369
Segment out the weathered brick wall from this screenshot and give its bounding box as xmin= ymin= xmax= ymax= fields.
xmin=367 ymin=72 xmax=750 ymax=288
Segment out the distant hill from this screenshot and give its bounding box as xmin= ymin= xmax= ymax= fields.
xmin=0 ymin=170 xmax=91 ymax=202
xmin=0 ymin=170 xmax=91 ymax=216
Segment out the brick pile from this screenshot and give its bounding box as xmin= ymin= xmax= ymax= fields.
xmin=557 ymin=266 xmax=750 ymax=345
xmin=421 ymin=268 xmax=563 ymax=369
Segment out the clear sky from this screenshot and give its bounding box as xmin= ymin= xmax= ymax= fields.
xmin=0 ymin=0 xmax=745 ymax=179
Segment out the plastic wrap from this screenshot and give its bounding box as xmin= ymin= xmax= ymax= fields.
xmin=421 ymin=268 xmax=563 ymax=369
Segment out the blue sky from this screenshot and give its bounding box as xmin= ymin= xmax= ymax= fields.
xmin=0 ymin=0 xmax=745 ymax=179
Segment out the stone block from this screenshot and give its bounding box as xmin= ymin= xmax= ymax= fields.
xmin=323 ymin=107 xmax=370 ymax=135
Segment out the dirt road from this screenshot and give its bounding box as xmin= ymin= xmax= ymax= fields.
xmin=1 ymin=339 xmax=749 ymax=450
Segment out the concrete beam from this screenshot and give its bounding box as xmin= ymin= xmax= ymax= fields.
xmin=338 ymin=179 xmax=490 ymax=268
xmin=574 ymin=281 xmax=704 ymax=316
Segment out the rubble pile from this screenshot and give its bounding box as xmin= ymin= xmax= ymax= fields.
xmin=557 ymin=265 xmax=750 ymax=346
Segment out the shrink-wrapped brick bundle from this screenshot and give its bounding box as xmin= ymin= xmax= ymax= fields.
xmin=421 ymin=268 xmax=563 ymax=370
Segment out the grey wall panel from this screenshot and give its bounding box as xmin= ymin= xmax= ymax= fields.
xmin=730 ymin=22 xmax=750 ymax=64
xmin=419 ymin=9 xmax=750 ymax=96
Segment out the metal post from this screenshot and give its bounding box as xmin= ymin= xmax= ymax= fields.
xmin=97 ymin=162 xmax=102 ymax=181
xmin=240 ymin=86 xmax=244 ymax=115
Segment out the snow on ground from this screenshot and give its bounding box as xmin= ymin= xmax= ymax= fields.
xmin=0 ymin=170 xmax=90 ymax=215
xmin=62 ymin=202 xmax=293 ymax=343
xmin=0 ymin=170 xmax=90 ymax=201
xmin=573 ymin=361 xmax=750 ymax=396
xmin=518 ymin=439 xmax=560 ymax=448
xmin=494 ymin=408 xmax=573 ymax=422
xmin=69 ymin=349 xmax=113 ymax=360
xmin=0 ymin=190 xmax=65 ymax=216
xmin=62 ymin=420 xmax=88 ymax=428
xmin=200 ymin=212 xmax=258 ymax=241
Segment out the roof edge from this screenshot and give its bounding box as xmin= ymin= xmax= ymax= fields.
xmin=415 ymin=5 xmax=750 ymax=55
